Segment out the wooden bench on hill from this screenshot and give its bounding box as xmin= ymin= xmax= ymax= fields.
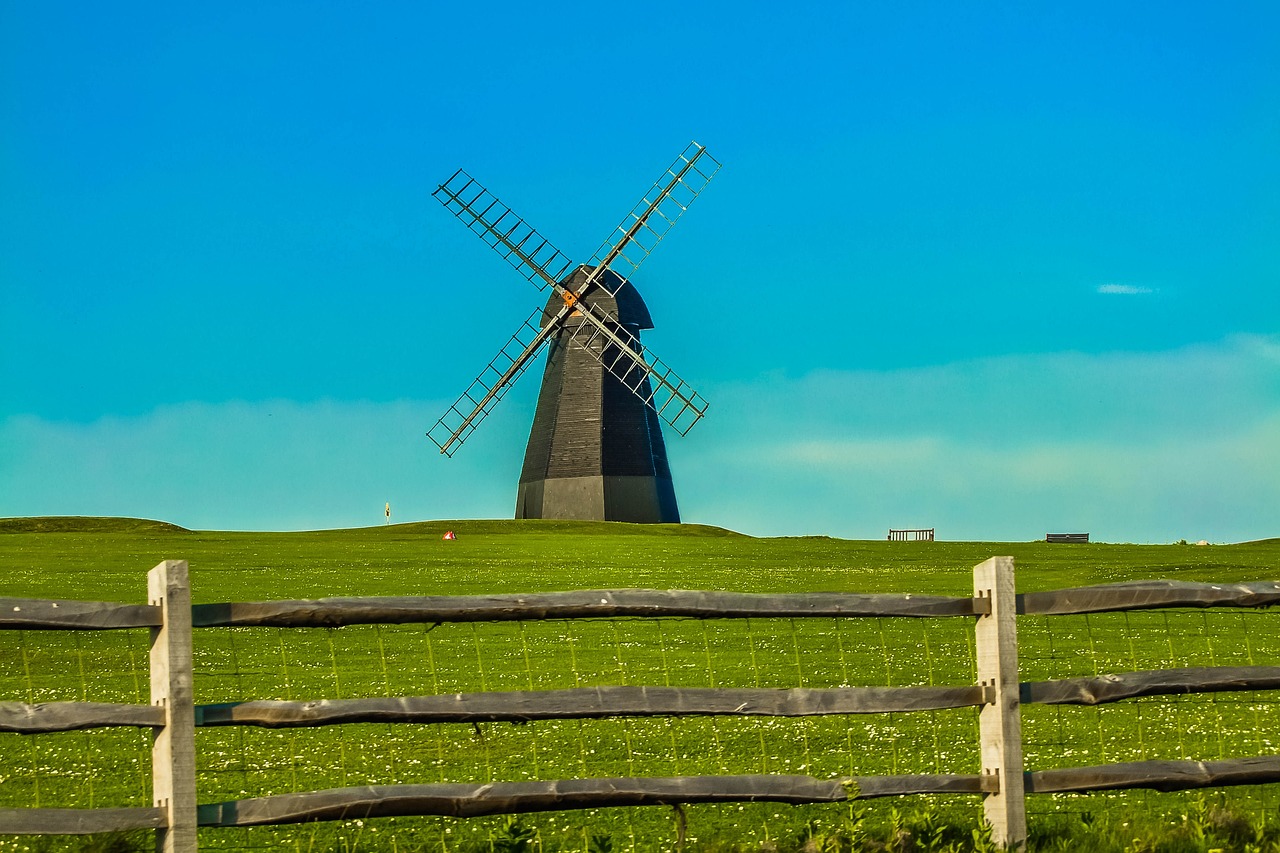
xmin=888 ymin=528 xmax=934 ymax=542
xmin=1046 ymin=533 xmax=1089 ymax=544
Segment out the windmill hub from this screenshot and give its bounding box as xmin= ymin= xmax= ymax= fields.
xmin=540 ymin=267 xmax=651 ymax=330
xmin=427 ymin=143 xmax=720 ymax=523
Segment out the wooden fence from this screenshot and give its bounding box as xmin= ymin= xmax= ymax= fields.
xmin=3 ymin=559 xmax=1280 ymax=851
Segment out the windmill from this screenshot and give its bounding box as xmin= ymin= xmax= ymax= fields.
xmin=426 ymin=142 xmax=720 ymax=523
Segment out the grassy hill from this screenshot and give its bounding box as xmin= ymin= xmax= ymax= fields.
xmin=1 ymin=518 xmax=1277 ymax=852
xmin=0 ymin=515 xmax=191 ymax=534
xmin=0 ymin=516 xmax=1274 ymax=604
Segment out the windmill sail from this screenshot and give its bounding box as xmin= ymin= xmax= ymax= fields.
xmin=427 ymin=142 xmax=718 ymax=461
xmin=426 ymin=307 xmax=553 ymax=456
xmin=433 ymin=171 xmax=574 ymax=291
xmin=565 ymin=302 xmax=707 ymax=436
xmin=587 ymin=142 xmax=721 ymax=294
xmin=426 ymin=288 xmax=705 ymax=455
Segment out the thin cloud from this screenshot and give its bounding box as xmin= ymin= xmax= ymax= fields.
xmin=681 ymin=415 xmax=1280 ymax=543
xmin=697 ymin=334 xmax=1280 ymax=448
xmin=3 ymin=336 xmax=1277 ymax=542
xmin=1097 ymin=283 xmax=1154 ymax=295
xmin=0 ymin=398 xmax=529 ymax=531
xmin=671 ymin=334 xmax=1280 ymax=542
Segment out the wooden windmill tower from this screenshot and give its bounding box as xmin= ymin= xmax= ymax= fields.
xmin=427 ymin=143 xmax=720 ymax=523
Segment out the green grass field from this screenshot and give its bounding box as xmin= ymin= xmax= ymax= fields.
xmin=2 ymin=518 xmax=1278 ymax=851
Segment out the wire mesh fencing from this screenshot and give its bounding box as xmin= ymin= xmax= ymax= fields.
xmin=4 ymin=563 xmax=1280 ymax=852
xmin=0 ymin=628 xmax=155 ymax=814
xmin=2 ymin=592 xmax=986 ymax=851
xmin=1018 ymin=607 xmax=1280 ymax=831
xmin=187 ymin=614 xmax=982 ymax=850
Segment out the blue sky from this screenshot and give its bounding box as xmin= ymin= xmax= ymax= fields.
xmin=2 ymin=2 xmax=1277 ymax=542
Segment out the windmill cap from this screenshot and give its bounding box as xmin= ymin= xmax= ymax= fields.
xmin=542 ymin=265 xmax=654 ymax=330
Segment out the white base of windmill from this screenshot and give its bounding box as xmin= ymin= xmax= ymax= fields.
xmin=515 ymin=475 xmax=679 ymax=524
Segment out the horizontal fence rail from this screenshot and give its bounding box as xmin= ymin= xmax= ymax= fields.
xmin=1026 ymin=756 xmax=1280 ymax=794
xmin=1023 ymin=665 xmax=1280 ymax=706
xmin=0 ymin=598 xmax=162 ymax=629
xmin=2 ymin=561 xmax=1279 ymax=851
xmin=1018 ymin=579 xmax=1280 ymax=615
xmin=2 ymin=684 xmax=993 ymax=733
xmin=0 ymin=806 xmax=169 ymax=835
xmin=0 ymin=700 xmax=165 ymax=733
xmin=189 ymin=588 xmax=989 ymax=626
xmin=195 ymin=775 xmax=999 ymax=827
xmin=193 ymin=684 xmax=993 ymax=727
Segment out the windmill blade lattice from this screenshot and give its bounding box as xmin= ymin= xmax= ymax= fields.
xmin=427 ymin=294 xmax=705 ymax=455
xmin=565 ymin=314 xmax=707 ymax=436
xmin=587 ymin=142 xmax=721 ymax=295
xmin=433 ymin=171 xmax=574 ymax=291
xmin=427 ymin=142 xmax=718 ymax=458
xmin=430 ymin=166 xmax=715 ymax=443
xmin=426 ymin=307 xmax=551 ymax=456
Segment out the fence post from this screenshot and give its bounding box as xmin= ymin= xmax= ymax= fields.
xmin=149 ymin=560 xmax=198 ymax=852
xmin=974 ymin=556 xmax=1026 ymax=849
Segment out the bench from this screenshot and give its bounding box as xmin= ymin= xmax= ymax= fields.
xmin=888 ymin=528 xmax=934 ymax=542
xmin=1046 ymin=533 xmax=1089 ymax=544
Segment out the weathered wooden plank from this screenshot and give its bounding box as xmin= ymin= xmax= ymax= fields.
xmin=197 ymin=776 xmax=851 ymax=824
xmin=0 ymin=806 xmax=167 ymax=834
xmin=974 ymin=556 xmax=1026 ymax=850
xmin=196 ymin=774 xmax=990 ymax=826
xmin=196 ymin=683 xmax=991 ymax=728
xmin=1027 ymin=756 xmax=1280 ymax=794
xmin=149 ymin=560 xmax=198 ymax=853
xmin=1024 ymin=666 xmax=1280 ymax=706
xmin=0 ymin=598 xmax=161 ymax=630
xmin=1019 ymin=580 xmax=1280 ymax=616
xmin=854 ymin=774 xmax=995 ymax=798
xmin=192 ymin=589 xmax=986 ymax=627
xmin=0 ymin=701 xmax=164 ymax=733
